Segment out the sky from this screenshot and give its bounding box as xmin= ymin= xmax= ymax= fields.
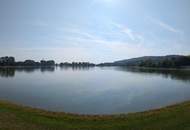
xmin=0 ymin=0 xmax=190 ymax=63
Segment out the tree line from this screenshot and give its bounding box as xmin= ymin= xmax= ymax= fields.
xmin=0 ymin=56 xmax=55 ymax=66
xmin=60 ymin=62 xmax=95 ymax=67
xmin=98 ymin=55 xmax=190 ymax=68
xmin=0 ymin=56 xmax=95 ymax=67
xmin=138 ymin=57 xmax=190 ymax=68
xmin=1 ymin=55 xmax=190 ymax=68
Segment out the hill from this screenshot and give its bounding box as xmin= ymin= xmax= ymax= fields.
xmin=98 ymin=55 xmax=190 ymax=68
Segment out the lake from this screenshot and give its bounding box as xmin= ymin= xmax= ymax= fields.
xmin=0 ymin=66 xmax=190 ymax=115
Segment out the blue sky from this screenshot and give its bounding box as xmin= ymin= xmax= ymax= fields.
xmin=0 ymin=0 xmax=190 ymax=63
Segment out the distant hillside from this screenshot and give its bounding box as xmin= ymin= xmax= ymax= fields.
xmin=98 ymin=55 xmax=190 ymax=68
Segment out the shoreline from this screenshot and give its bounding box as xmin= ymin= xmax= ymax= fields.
xmin=0 ymin=100 xmax=190 ymax=129
xmin=0 ymin=99 xmax=190 ymax=116
xmin=1 ymin=65 xmax=190 ymax=70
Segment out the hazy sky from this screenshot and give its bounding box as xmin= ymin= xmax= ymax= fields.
xmin=0 ymin=0 xmax=190 ymax=63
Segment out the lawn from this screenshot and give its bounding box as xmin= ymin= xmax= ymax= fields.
xmin=0 ymin=100 xmax=190 ymax=130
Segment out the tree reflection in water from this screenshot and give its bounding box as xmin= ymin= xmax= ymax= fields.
xmin=1 ymin=66 xmax=190 ymax=83
xmin=115 ymin=67 xmax=190 ymax=82
xmin=0 ymin=67 xmax=55 ymax=78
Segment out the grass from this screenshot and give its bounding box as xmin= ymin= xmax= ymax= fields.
xmin=0 ymin=100 xmax=190 ymax=130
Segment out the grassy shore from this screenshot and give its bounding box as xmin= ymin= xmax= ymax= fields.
xmin=0 ymin=100 xmax=190 ymax=130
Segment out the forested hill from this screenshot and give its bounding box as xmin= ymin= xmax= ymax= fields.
xmin=98 ymin=55 xmax=190 ymax=68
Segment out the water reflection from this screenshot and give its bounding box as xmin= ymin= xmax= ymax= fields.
xmin=116 ymin=67 xmax=190 ymax=82
xmin=0 ymin=68 xmax=15 ymax=78
xmin=0 ymin=67 xmax=55 ymax=77
xmin=0 ymin=66 xmax=95 ymax=78
xmin=1 ymin=66 xmax=190 ymax=82
xmin=0 ymin=66 xmax=190 ymax=114
xmin=60 ymin=66 xmax=94 ymax=71
xmin=41 ymin=67 xmax=55 ymax=72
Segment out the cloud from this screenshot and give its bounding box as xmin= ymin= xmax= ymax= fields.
xmin=48 ymin=24 xmax=153 ymax=62
xmin=58 ymin=26 xmax=153 ymax=60
xmin=149 ymin=17 xmax=182 ymax=34
xmin=65 ymin=28 xmax=102 ymax=41
xmin=3 ymin=21 xmax=186 ymax=63
xmin=111 ymin=22 xmax=144 ymax=42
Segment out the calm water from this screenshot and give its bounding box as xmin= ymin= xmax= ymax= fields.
xmin=0 ymin=66 xmax=190 ymax=115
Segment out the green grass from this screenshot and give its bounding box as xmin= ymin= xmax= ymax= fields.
xmin=0 ymin=100 xmax=190 ymax=130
